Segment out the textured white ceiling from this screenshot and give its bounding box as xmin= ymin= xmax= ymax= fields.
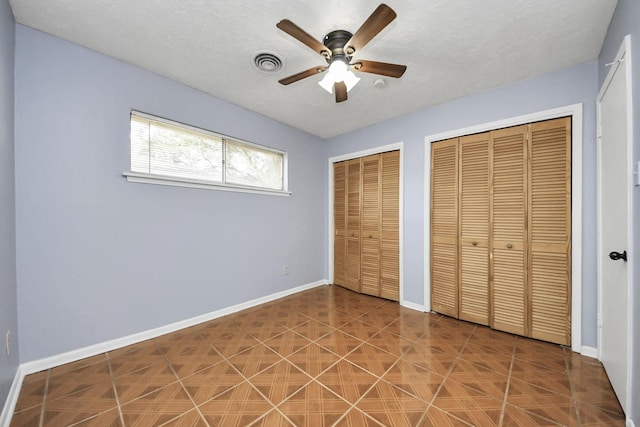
xmin=9 ymin=0 xmax=617 ymax=138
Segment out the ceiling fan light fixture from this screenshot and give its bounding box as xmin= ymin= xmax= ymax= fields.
xmin=318 ymin=59 xmax=361 ymax=93
xmin=277 ymin=4 xmax=404 ymax=102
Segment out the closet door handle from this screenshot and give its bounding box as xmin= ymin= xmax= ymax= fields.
xmin=507 ymin=244 xmax=513 ymax=249
xmin=471 ymin=241 xmax=477 ymax=246
xmin=369 ymin=235 xmax=373 ymax=238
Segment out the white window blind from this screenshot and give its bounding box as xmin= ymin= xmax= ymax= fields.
xmin=129 ymin=112 xmax=286 ymax=193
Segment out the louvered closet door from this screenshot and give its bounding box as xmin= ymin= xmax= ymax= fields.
xmin=528 ymin=117 xmax=571 ymax=345
xmin=431 ymin=139 xmax=459 ymax=317
xmin=346 ymin=159 xmax=362 ymax=292
xmin=361 ymin=154 xmax=381 ymax=297
xmin=459 ymin=133 xmax=490 ymax=325
xmin=333 ymin=161 xmax=347 ymax=287
xmin=491 ymin=126 xmax=527 ymax=335
xmin=380 ymin=150 xmax=400 ymax=301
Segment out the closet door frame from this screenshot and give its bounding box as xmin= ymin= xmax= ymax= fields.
xmin=328 ymin=142 xmax=405 ymax=304
xmin=424 ymin=104 xmax=584 ymax=353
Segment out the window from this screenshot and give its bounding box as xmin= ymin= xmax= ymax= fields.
xmin=125 ymin=111 xmax=288 ymax=195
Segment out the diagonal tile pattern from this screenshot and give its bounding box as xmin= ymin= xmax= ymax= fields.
xmin=317 ymin=360 xmax=378 ymax=404
xmin=355 ymin=380 xmax=428 ymax=426
xmin=10 ymin=285 xmax=626 ymax=426
xmin=249 ymin=360 xmax=312 ymax=405
xmin=277 ymin=381 xmax=351 ymax=426
xmin=179 ymin=361 xmax=245 ymax=405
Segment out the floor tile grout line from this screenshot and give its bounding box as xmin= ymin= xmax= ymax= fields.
xmin=283 ymin=347 xmax=343 ymax=381
xmin=245 ymin=374 xmax=312 ymax=419
xmin=152 ymin=340 xmax=212 ymax=427
xmin=343 ymin=326 xmax=415 ymax=381
xmin=342 ymin=322 xmax=437 ymax=425
xmin=194 ymin=329 xmax=283 ymax=379
xmin=505 ymin=339 xmax=579 ymax=427
xmin=190 ymin=323 xmax=324 ymax=411
xmin=108 ymin=337 xmax=186 ymax=375
xmin=564 ymin=347 xmax=583 ymax=427
xmin=193 ymin=330 xmax=277 ymax=383
xmin=33 ymin=353 xmax=134 ymax=427
xmin=216 ymin=314 xmax=346 ymax=384
xmin=247 ymin=405 xmax=295 ymax=427
xmin=313 ymin=376 xmax=359 ymax=424
xmin=351 ymin=374 xmax=427 ymax=426
xmin=506 ymin=354 xmax=581 ymax=398
xmin=336 ymin=310 xmax=448 ymax=424
xmin=497 ymin=337 xmax=517 ymax=427
xmin=330 ymin=405 xmax=385 ymax=427
xmin=288 ymin=319 xmax=338 ymax=343
xmin=427 ymin=323 xmax=476 ymax=404
xmin=110 ymin=339 xmax=206 ymax=422
xmin=259 ymin=329 xmax=316 ymax=357
xmin=417 ymin=323 xmax=479 ymax=427
xmin=37 ymin=369 xmax=50 ymax=427
xmin=105 ymin=352 xmax=126 ymax=427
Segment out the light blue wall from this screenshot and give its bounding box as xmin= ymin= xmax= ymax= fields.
xmin=324 ymin=61 xmax=599 ymax=347
xmin=0 ymin=0 xmax=18 ymax=407
xmin=598 ymin=0 xmax=640 ymax=421
xmin=14 ymin=26 xmax=325 ymax=362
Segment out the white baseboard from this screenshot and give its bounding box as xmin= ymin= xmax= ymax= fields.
xmin=400 ymin=300 xmax=425 ymax=312
xmin=580 ymin=345 xmax=598 ymax=359
xmin=20 ymin=280 xmax=328 ymax=376
xmin=0 ymin=366 xmax=25 ymax=427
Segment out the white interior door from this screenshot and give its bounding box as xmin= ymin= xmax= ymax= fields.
xmin=597 ymin=37 xmax=632 ymax=416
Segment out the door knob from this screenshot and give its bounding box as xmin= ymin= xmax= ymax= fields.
xmin=609 ymin=250 xmax=627 ymax=262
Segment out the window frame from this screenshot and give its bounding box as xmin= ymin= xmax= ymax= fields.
xmin=124 ymin=111 xmax=290 ymax=196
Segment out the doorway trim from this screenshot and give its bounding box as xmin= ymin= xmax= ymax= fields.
xmin=327 ymin=142 xmax=405 ymax=305
xmin=424 ymin=103 xmax=583 ymax=353
xmin=596 ymin=34 xmax=634 ymax=415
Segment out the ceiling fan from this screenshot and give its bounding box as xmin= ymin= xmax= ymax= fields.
xmin=277 ymin=3 xmax=407 ymax=103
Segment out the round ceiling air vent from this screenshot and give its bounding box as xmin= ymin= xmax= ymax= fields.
xmin=253 ymin=51 xmax=284 ymax=73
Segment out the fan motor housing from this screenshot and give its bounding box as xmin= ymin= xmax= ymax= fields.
xmin=323 ymin=30 xmax=353 ymax=61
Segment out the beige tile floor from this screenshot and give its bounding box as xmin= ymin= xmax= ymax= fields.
xmin=10 ymin=285 xmax=625 ymax=426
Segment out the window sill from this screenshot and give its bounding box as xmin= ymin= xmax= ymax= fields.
xmin=123 ymin=172 xmax=291 ymax=197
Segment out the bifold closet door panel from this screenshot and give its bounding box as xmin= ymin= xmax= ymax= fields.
xmin=528 ymin=118 xmax=571 ymax=345
xmin=491 ymin=126 xmax=527 ymax=336
xmin=431 ymin=138 xmax=459 ymax=317
xmin=361 ymin=154 xmax=381 ymax=297
xmin=380 ymin=150 xmax=400 ymax=301
xmin=333 ymin=162 xmax=347 ymax=287
xmin=459 ymin=133 xmax=490 ymax=325
xmin=346 ymin=158 xmax=362 ymax=292
xmin=333 ymin=150 xmax=400 ymax=300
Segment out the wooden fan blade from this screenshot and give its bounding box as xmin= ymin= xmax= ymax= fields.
xmin=335 ymin=81 xmax=347 ymax=103
xmin=278 ymin=66 xmax=326 ymax=85
xmin=344 ymin=4 xmax=396 ymax=55
xmin=277 ymin=19 xmax=330 ymax=58
xmin=352 ymin=60 xmax=406 ymax=78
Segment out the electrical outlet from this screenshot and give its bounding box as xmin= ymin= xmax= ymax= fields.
xmin=5 ymin=331 xmax=10 ymax=357
xmin=283 ymin=265 xmax=289 ymax=275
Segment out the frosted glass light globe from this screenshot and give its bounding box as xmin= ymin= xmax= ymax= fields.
xmin=328 ymin=60 xmax=348 ymax=82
